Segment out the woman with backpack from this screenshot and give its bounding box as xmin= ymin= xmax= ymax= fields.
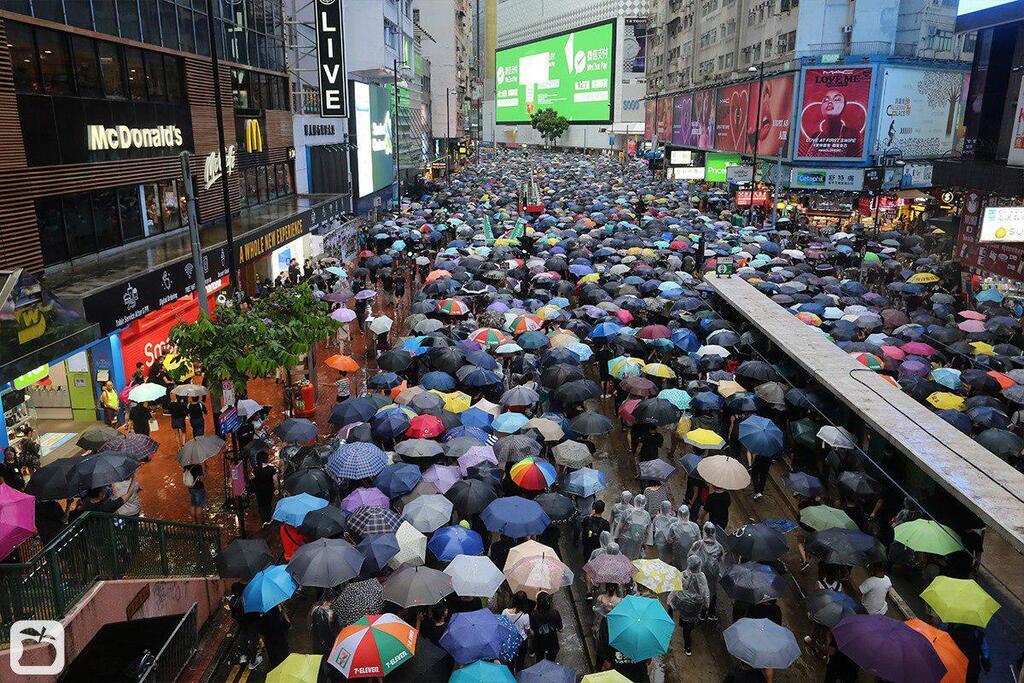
xmin=530 ymin=592 xmax=563 ymax=662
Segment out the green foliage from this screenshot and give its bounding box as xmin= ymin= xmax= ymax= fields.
xmin=529 ymin=108 xmax=569 ymax=145
xmin=169 ymin=284 xmax=340 ymax=395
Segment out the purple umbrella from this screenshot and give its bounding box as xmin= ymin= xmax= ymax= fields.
xmin=487 ymin=302 xmax=510 ymax=313
xmin=457 ymin=446 xmax=498 ymax=476
xmin=423 ymin=464 xmax=462 ymax=494
xmin=832 ymin=614 xmax=946 ymax=683
xmin=332 ymin=308 xmax=356 ymax=322
xmin=355 ymin=289 xmax=376 ymax=300
xmin=341 ymin=486 xmax=391 ymax=512
xmin=898 ymin=359 xmax=930 ymax=377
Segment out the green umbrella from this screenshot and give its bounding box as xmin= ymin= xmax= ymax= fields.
xmin=893 ymin=519 xmax=962 ymax=556
xmin=789 ymin=418 xmax=819 ymax=449
xmin=799 ymin=505 xmax=859 ymax=532
xmin=863 ymin=252 xmax=881 ymax=263
xmin=921 ymin=576 xmax=1000 ymax=627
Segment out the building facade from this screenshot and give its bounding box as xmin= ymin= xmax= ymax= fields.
xmin=418 ymin=0 xmax=474 ymax=148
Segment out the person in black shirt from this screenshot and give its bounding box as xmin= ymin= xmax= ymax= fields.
xmin=35 ymin=499 xmax=66 ymax=545
xmin=703 ymin=485 xmax=731 ymax=530
xmin=581 ymin=500 xmax=611 ymax=559
xmin=188 ymin=397 xmax=207 ymax=437
xmin=130 ymin=362 xmax=146 ymax=387
xmin=168 ymin=397 xmax=188 ymax=446
xmin=420 ymin=604 xmax=449 ymax=645
xmin=252 ymin=455 xmax=277 ymax=525
xmin=488 ymin=534 xmax=515 ymax=572
xmin=81 ymin=487 xmax=124 ymax=514
xmin=0 ymin=447 xmax=24 ymax=491
xmin=129 ymin=402 xmax=152 ymax=437
xmin=638 ymin=429 xmax=664 ymax=463
xmin=529 ymin=592 xmax=563 ymax=662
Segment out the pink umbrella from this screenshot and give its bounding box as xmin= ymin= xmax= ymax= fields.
xmin=458 ymin=446 xmax=498 ymax=476
xmin=618 ymin=399 xmax=640 ymax=426
xmin=958 ymin=310 xmax=986 ymax=321
xmin=0 ymin=484 xmax=35 ymax=557
xmin=957 ymin=320 xmax=986 ymax=333
xmin=901 ymin=342 xmax=938 ymax=357
xmin=879 ymin=345 xmax=906 ymax=360
xmin=423 ymin=465 xmax=462 ymax=494
xmin=332 ymin=308 xmax=356 ymax=322
xmin=615 ymin=309 xmax=634 ymax=324
xmin=342 ymin=487 xmax=390 ymax=512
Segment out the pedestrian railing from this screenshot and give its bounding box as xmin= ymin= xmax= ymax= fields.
xmin=139 ymin=602 xmax=199 ymax=683
xmin=0 ymin=513 xmax=220 ymax=644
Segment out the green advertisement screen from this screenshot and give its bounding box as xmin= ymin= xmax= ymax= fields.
xmin=705 ymin=153 xmax=742 ymax=182
xmin=495 ymin=20 xmax=616 ymax=125
xmin=350 ymin=80 xmax=395 ymax=198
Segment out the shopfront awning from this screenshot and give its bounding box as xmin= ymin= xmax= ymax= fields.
xmin=609 ymin=122 xmax=645 ymax=135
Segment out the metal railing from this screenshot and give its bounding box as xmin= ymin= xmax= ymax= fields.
xmin=0 ymin=513 xmax=220 ymax=645
xmin=140 ymin=603 xmax=200 ymax=683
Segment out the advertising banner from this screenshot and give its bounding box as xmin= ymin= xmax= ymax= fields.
xmin=735 ymin=189 xmax=772 ymax=206
xmin=644 ymin=100 xmax=656 ymax=139
xmin=874 ymin=67 xmax=968 ymax=159
xmin=495 ymin=20 xmax=616 ymax=124
xmin=980 ymin=206 xmax=1024 ymax=243
xmin=668 ymin=150 xmax=693 ymax=165
xmin=790 ymin=167 xmax=865 ymax=191
xmin=669 ymin=166 xmax=705 ymax=180
xmin=656 ymin=97 xmax=673 ymax=141
xmin=797 ymin=67 xmax=872 ymax=160
xmin=715 ymin=83 xmax=750 ymax=154
xmin=957 ymin=191 xmax=1024 ymax=279
xmin=1008 ymin=78 xmax=1024 ymax=167
xmin=623 ymin=18 xmax=647 ymax=74
xmin=671 ymin=94 xmax=694 ymax=146
xmin=349 ymin=80 xmax=395 ymax=198
xmin=705 ymin=153 xmax=742 ymax=182
xmin=746 ymin=73 xmax=795 ymax=156
xmin=900 ymin=163 xmax=933 ymax=189
xmin=692 ymin=89 xmax=716 ymax=149
xmin=314 ymin=0 xmax=347 ymax=117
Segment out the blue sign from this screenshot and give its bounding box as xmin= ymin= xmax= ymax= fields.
xmin=218 ymin=407 xmax=242 ymax=435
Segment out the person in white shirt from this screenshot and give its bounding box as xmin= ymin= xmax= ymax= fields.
xmin=858 ymin=563 xmax=892 ymax=615
xmin=112 ymin=478 xmax=141 ymax=517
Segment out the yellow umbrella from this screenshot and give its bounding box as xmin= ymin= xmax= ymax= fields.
xmin=908 ymin=273 xmax=940 ymax=284
xmin=633 ymin=559 xmax=683 ymax=593
xmin=931 ymin=228 xmax=946 ymax=235
xmin=267 ymin=654 xmax=323 ymax=683
xmin=969 ymin=341 xmax=994 ymax=356
xmin=504 ymin=539 xmax=557 ymax=573
xmin=579 ymin=273 xmax=601 ymax=284
xmin=926 ymin=392 xmax=966 ymax=411
xmin=549 ymin=332 xmax=579 ymax=348
xmin=444 ymin=391 xmax=472 ymax=413
xmin=675 ymin=415 xmax=693 ymax=438
xmin=684 ymin=428 xmax=726 ymax=450
xmin=716 ymin=380 xmax=747 ymax=397
xmin=535 ymin=304 xmax=562 ymax=319
xmin=611 ymin=358 xmax=645 ymax=378
xmin=582 ymin=671 xmax=634 ymax=683
xmin=921 ymin=576 xmax=1001 ymax=628
xmin=643 ymin=363 xmax=676 ymax=379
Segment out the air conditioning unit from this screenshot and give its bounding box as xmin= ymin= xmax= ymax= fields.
xmin=842 ymin=25 xmax=853 ymax=34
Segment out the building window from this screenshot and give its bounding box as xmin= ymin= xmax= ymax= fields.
xmin=94 ymin=2 xmax=119 ymax=36
xmin=144 ymin=51 xmax=167 ymax=101
xmin=8 ymin=22 xmax=41 ymax=93
xmin=125 ymin=47 xmax=148 ymax=100
xmin=62 ymin=192 xmax=97 ymax=259
xmin=118 ymin=186 xmax=144 ymax=242
xmin=93 ymin=189 xmax=122 ymax=251
xmin=71 ymin=37 xmax=103 ymax=98
xmin=36 ymin=28 xmax=73 ymax=96
xmin=35 ymin=196 xmax=68 ymax=266
xmin=118 ymin=0 xmax=143 ymax=41
xmin=384 ymin=19 xmax=397 ymax=49
xmin=65 ymin=2 xmax=94 ymax=30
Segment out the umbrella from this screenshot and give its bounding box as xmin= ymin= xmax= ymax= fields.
xmin=696 ymin=455 xmax=750 ymax=490
xmin=799 ymin=505 xmax=859 ymax=531
xmin=218 ymin=538 xmax=275 ymax=580
xmin=176 ymin=435 xmax=225 ymax=466
xmin=564 ymin=467 xmax=607 ymax=497
xmin=243 ymin=565 xmax=298 ymax=613
xmin=384 ymin=565 xmax=453 ymax=607
xmin=807 ymin=528 xmax=885 ymax=566
xmin=450 ymin=661 xmax=516 ymax=683
xmin=287 ymin=538 xmax=363 ymax=587
xmin=328 ymin=442 xmax=388 ymax=480
xmin=817 ymin=425 xmax=857 ymax=448
xmin=806 ymin=589 xmax=866 ymax=627
xmin=387 ymin=637 xmax=451 ymax=683
xmin=632 ymin=558 xmax=683 ymax=593
xmin=505 ymin=554 xmax=574 ymax=599
xmin=349 ymin=505 xmax=402 ymax=536
xmin=285 ymin=464 xmax=333 ymax=496
xmin=375 ymin=463 xmax=423 ymax=498
xmin=76 ymin=425 xmax=123 ymax=450
xmin=893 ymin=519 xmax=963 ymax=556
xmin=781 ymin=471 xmax=824 ymax=498
xmin=402 ymin=494 xmax=454 ymax=533
xmin=738 ymin=416 xmax=784 ymax=457
xmin=422 ymin=464 xmax=462 ymax=494
xmin=299 ymin=505 xmax=349 ymax=539
xmin=328 ymin=613 xmax=417 ymax=678
xmin=274 ymin=418 xmax=319 ymax=442
xmin=534 ymin=492 xmax=577 ymax=525
xmin=103 ymin=433 xmax=159 ymax=460
xmin=921 ymin=576 xmax=1000 ymax=627
xmin=128 ymin=382 xmax=167 ymax=402
xmin=481 ymin=496 xmax=551 ymax=537
xmin=637 ymin=459 xmax=676 ymax=482
xmin=325 ymin=354 xmax=361 ymax=372
xmin=0 ymin=484 xmax=35 ymax=558
xmin=583 ymin=552 xmax=638 ymax=585
xmin=517 ymin=660 xmax=577 ymax=683
xmin=569 ymin=413 xmax=614 ymax=435
xmin=724 ymin=618 xmax=801 ymax=670
xmin=606 ymin=595 xmax=674 ymax=661
xmin=273 ymin=493 xmax=329 ymax=527
xmin=440 ymin=608 xmax=504 ymax=664
xmin=720 ymin=562 xmax=786 ymax=604
xmin=388 ymin=521 xmax=427 ymax=569
xmin=368 ymin=316 xmax=394 ymax=334
xmin=724 ymin=522 xmax=789 ymax=561
xmin=266 ymin=654 xmax=322 ymax=683
xmin=684 ymin=428 xmax=725 ymax=450
xmin=236 ymin=399 xmax=267 ymax=419
xmin=509 ymin=456 xmax=557 ymax=490
xmin=444 ymin=554 xmax=505 ymax=597
xmin=24 ymin=456 xmax=82 ymax=500
xmin=905 ymin=619 xmax=969 ymax=683
xmin=833 ymin=614 xmax=947 ymax=683
xmin=446 ymin=478 xmax=499 ymax=517
xmin=70 ymin=451 xmax=139 ymax=490
xmin=580 ymin=673 xmax=632 ymax=683
xmin=395 ymin=438 xmax=444 ymax=460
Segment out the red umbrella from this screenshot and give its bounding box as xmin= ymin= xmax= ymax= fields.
xmin=407 ymin=415 xmax=445 ymax=439
xmin=637 ymin=325 xmax=672 ymax=340
xmin=616 ymin=309 xmax=634 ymax=324
xmin=618 ymin=399 xmax=640 ymax=426
xmin=879 ymin=345 xmax=906 ymax=360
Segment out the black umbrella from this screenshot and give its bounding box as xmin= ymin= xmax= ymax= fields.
xmin=378 ymin=350 xmax=414 ymax=372
xmin=71 ymin=451 xmax=139 ymax=490
xmin=493 ymin=434 xmax=542 ymax=464
xmin=723 ymin=522 xmax=789 ymax=561
xmin=446 ymin=478 xmax=499 ymax=517
xmin=218 ymin=538 xmax=275 ymax=580
xmin=569 ymin=413 xmax=614 ymax=435
xmin=807 ymin=528 xmax=886 ymax=566
xmin=838 ymin=471 xmax=880 ymax=497
xmin=76 ymin=426 xmax=122 ymax=451
xmin=274 ymin=418 xmax=320 ymax=442
xmin=806 ymin=589 xmax=867 ymax=627
xmin=554 ymin=379 xmax=601 ymax=405
xmin=633 ymin=398 xmax=681 ymax=426
xmin=535 ymin=492 xmax=578 ymax=524
xmin=287 ymin=538 xmax=363 ymax=588
xmin=387 ymin=637 xmax=452 ymax=683
xmin=332 ymin=577 xmax=386 ymax=627
xmin=384 ymin=565 xmax=453 ymax=608
xmin=720 ymin=562 xmax=786 ymax=604
xmin=781 ymin=471 xmax=824 ymax=498
xmin=299 ymin=505 xmax=349 ymax=539
xmin=735 ymin=361 xmax=779 ymax=382
xmin=541 ymin=364 xmax=585 ymax=388
xmin=367 ymin=372 xmax=403 ymax=391
xmin=430 ymin=347 xmax=467 ymax=373
xmin=25 ymin=456 xmax=83 ymax=500
xmin=284 ymin=468 xmax=336 ymax=499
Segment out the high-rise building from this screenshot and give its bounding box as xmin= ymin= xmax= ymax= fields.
xmin=417 ymin=0 xmax=476 ymax=151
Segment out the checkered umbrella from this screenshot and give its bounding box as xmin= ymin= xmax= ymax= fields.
xmin=327 ymin=442 xmax=388 ymax=480
xmin=103 ymin=433 xmax=159 ymax=460
xmin=349 ymin=505 xmax=402 ymax=537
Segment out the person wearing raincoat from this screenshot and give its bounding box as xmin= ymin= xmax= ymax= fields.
xmin=688 ymin=521 xmax=724 ymax=619
xmin=667 ymin=555 xmax=710 ymax=656
xmin=610 ymin=490 xmax=633 ymax=537
xmin=616 ymin=493 xmax=653 ymax=560
xmin=668 ymin=504 xmax=701 ymax=571
xmin=652 ymin=500 xmax=677 ymax=563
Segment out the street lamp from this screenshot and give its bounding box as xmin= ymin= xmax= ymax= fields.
xmin=747 ymin=63 xmax=764 ymax=224
xmin=446 ymin=87 xmax=452 ymax=186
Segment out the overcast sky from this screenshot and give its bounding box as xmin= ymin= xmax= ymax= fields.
xmin=958 ymin=0 xmax=1018 ymax=15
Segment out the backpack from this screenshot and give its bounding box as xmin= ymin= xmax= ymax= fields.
xmin=183 ymin=468 xmax=195 ymax=488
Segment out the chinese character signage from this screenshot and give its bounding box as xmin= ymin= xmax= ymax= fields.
xmin=980 ymin=207 xmax=1024 ymax=243
xmin=789 ymin=167 xmax=865 ymax=191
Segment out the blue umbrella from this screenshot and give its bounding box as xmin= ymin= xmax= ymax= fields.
xmin=242 ymin=565 xmax=297 ymax=613
xmin=518 ymin=331 xmax=550 ymax=349
xmin=449 ymin=660 xmax=516 ymax=683
xmin=589 ymin=322 xmax=622 ymax=339
xmin=375 ymin=462 xmax=422 ymax=498
xmin=460 ymin=407 xmax=493 ymax=430
xmin=272 ymin=493 xmax=328 ymax=526
xmin=372 ymin=409 xmax=411 ymax=440
xmin=517 ymin=659 xmax=577 ymax=683
xmin=606 ymin=595 xmax=675 ymax=661
xmin=440 ymin=608 xmax=503 ymax=664
xmin=327 ymin=442 xmax=388 ymax=480
xmin=563 ymin=467 xmax=607 ymax=497
xmin=692 ymin=391 xmax=725 ymax=412
xmin=421 ymin=371 xmax=457 ymax=391
xmin=357 ymin=532 xmax=400 ymax=573
xmin=565 ymin=342 xmax=593 ymax=361
xmin=330 ymin=397 xmax=377 ymax=426
xmin=481 ymin=496 xmax=550 ymax=538
xmin=402 ymin=336 xmax=431 ymax=355
xmin=466 ymin=350 xmax=499 ymax=370
xmin=738 ymin=415 xmax=785 ymax=457
xmin=444 ymin=426 xmax=489 ymax=443
xmin=493 ymin=412 xmax=529 ymax=434
xmin=428 ymin=525 xmax=484 ymax=561
xmin=463 ymin=368 xmax=503 ymax=387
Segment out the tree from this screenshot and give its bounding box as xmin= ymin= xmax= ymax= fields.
xmin=917 ymin=71 xmax=965 ymax=136
xmin=529 ymin=108 xmax=569 ymax=146
xmin=169 ymin=284 xmax=339 ymax=398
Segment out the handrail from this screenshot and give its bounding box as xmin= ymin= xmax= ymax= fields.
xmin=140 ymin=602 xmax=200 ymax=683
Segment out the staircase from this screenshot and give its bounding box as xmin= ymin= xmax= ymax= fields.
xmin=0 ymin=512 xmax=221 ymax=645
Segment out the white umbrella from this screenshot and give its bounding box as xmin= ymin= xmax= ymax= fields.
xmin=171 ymin=383 xmax=208 ymax=397
xmin=817 ymin=425 xmax=857 ymax=449
xmin=696 ymin=345 xmax=730 ymax=358
xmin=504 ymin=539 xmax=557 ymax=574
xmin=471 ymin=398 xmax=502 ymax=416
xmin=388 ymin=521 xmax=427 ymax=569
xmin=128 ymin=383 xmax=167 ymax=402
xmin=368 ymin=316 xmax=394 ymax=334
xmin=235 ymin=399 xmax=265 ymax=419
xmin=505 ymin=554 xmax=574 ymax=600
xmin=444 ymin=555 xmax=505 ymax=597
xmin=696 ymin=455 xmax=752 ymax=490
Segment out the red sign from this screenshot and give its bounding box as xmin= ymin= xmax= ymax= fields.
xmin=656 ymin=98 xmax=673 ymax=141
xmin=857 ymin=195 xmax=900 ymax=216
xmin=797 ymin=67 xmax=872 ymax=160
xmin=735 ymin=189 xmax=772 ymax=206
xmin=957 ymin=190 xmax=1024 ymax=280
xmin=715 ymin=83 xmax=750 ymax=153
xmin=119 ymin=287 xmax=220 ymax=380
xmin=746 ymin=73 xmax=795 ymax=156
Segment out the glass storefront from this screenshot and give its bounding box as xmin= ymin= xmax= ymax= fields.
xmin=240 ymin=162 xmax=294 ymax=208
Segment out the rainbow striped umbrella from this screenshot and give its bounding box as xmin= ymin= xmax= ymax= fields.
xmin=509 ymin=457 xmax=557 ymax=491
xmin=328 ymin=613 xmax=418 ymax=678
xmin=849 ymin=352 xmax=884 ymax=371
xmin=507 ymin=314 xmax=544 ymax=334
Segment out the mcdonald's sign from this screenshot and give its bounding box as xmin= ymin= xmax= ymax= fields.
xmin=244 ymin=118 xmax=264 ymax=153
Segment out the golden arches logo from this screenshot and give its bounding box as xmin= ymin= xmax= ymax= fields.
xmin=245 ymin=119 xmax=263 ymax=153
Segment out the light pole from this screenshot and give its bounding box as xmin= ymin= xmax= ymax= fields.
xmin=393 ymin=59 xmax=404 ymax=208
xmin=747 ymin=62 xmax=765 ymax=224
xmin=446 ymin=87 xmax=452 ymax=186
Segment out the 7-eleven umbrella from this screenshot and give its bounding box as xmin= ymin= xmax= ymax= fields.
xmin=509 ymin=457 xmax=557 ymax=490
xmin=328 ymin=614 xmax=418 ymax=678
xmin=921 ymin=576 xmax=1000 ymax=627
xmin=438 ymin=298 xmax=470 ymax=315
xmin=470 ymin=328 xmax=511 ymax=347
